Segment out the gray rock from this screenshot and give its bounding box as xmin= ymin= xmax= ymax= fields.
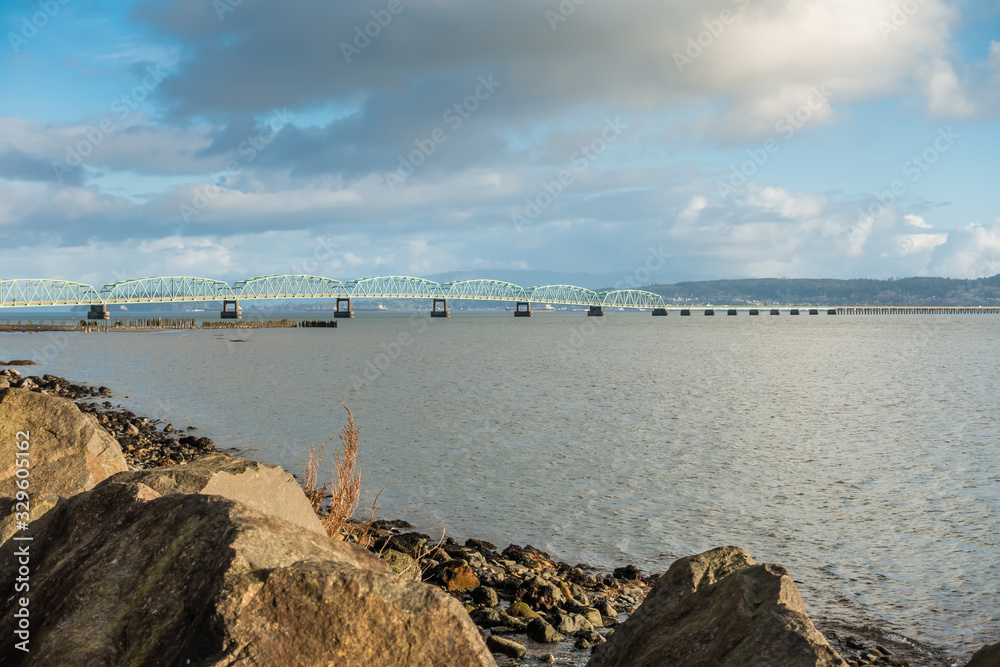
xmin=486 ymin=635 xmax=527 ymax=659
xmin=105 ymin=452 xmax=325 ymax=535
xmin=967 ymin=641 xmax=1000 ymax=667
xmin=472 ymin=585 xmax=500 ymax=608
xmin=551 ymin=611 xmax=594 ymax=635
xmin=588 ymin=546 xmax=847 ymax=667
xmin=527 ymin=618 xmax=565 ymax=643
xmin=0 ymin=481 xmax=494 ymax=666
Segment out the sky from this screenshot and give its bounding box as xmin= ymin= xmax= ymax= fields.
xmin=1 ymin=0 xmax=999 ymax=289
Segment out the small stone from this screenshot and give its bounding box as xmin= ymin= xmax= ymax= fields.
xmin=486 ymin=635 xmax=526 ymax=659
xmin=470 ymin=608 xmax=504 ymax=628
xmin=466 ymin=538 xmax=497 ymax=552
xmin=541 ymin=654 xmax=555 ymax=664
xmin=506 ymin=601 xmax=540 ymax=619
xmin=526 ymin=618 xmax=564 ymax=643
xmin=438 ymin=561 xmax=479 ymax=591
xmin=472 ymin=585 xmax=499 ymax=608
xmin=613 ymin=564 xmax=642 ymax=581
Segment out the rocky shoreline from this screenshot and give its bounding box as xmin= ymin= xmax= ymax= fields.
xmin=0 ymin=366 xmax=992 ymax=666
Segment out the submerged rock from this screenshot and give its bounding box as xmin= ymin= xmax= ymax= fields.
xmin=588 ymin=546 xmax=847 ymax=667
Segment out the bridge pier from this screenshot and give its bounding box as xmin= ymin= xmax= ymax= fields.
xmin=334 ymin=297 xmax=354 ymax=318
xmin=681 ymin=309 xmax=691 ymax=316
xmin=827 ymin=309 xmax=836 ymax=315
xmin=220 ymin=300 xmax=242 ymax=319
xmin=513 ymin=301 xmax=532 ymax=317
xmin=705 ymin=309 xmax=715 ymax=316
xmin=587 ymin=305 xmax=605 ymax=317
xmin=749 ymin=309 xmax=759 ymax=316
xmin=652 ymin=308 xmax=668 ymax=316
xmin=87 ymin=304 xmax=110 ymax=320
xmin=790 ymin=309 xmax=800 ymax=315
xmin=770 ymin=309 xmax=780 ymax=315
xmin=727 ymin=309 xmax=737 ymax=316
xmin=431 ymin=298 xmax=450 ymax=318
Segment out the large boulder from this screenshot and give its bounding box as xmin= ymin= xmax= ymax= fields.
xmin=0 ymin=388 xmax=127 ymax=497
xmin=589 ymin=546 xmax=847 ymax=667
xmin=0 ymin=493 xmax=62 ymax=547
xmin=968 ymin=642 xmax=1000 ymax=667
xmin=106 ymin=452 xmax=325 ymax=535
xmin=0 ymin=480 xmax=495 ymax=666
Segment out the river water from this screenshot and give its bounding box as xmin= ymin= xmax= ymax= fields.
xmin=2 ymin=312 xmax=998 ymax=657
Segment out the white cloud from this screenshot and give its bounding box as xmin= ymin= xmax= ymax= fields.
xmin=922 ymin=58 xmax=977 ymax=119
xmin=929 ymin=221 xmax=1000 ymax=278
xmin=904 ymin=214 xmax=932 ymax=228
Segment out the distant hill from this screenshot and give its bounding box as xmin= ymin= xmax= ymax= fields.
xmin=424 ymin=269 xmax=688 ymax=291
xmin=635 ymin=275 xmax=1000 ymax=306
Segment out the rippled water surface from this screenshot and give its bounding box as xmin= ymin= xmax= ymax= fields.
xmin=3 ymin=313 xmax=998 ymax=656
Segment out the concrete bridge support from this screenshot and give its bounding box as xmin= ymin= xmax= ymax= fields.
xmin=652 ymin=308 xmax=668 ymax=316
xmin=514 ymin=301 xmax=532 ymax=317
xmin=334 ymin=298 xmax=354 ymax=318
xmin=220 ymin=300 xmax=242 ymax=319
xmin=587 ymin=305 xmax=605 ymax=317
xmin=87 ymin=304 xmax=110 ymax=320
xmin=431 ymin=298 xmax=450 ymax=318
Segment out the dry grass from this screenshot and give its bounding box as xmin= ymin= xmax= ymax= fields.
xmin=303 ymin=443 xmax=330 ymax=512
xmin=302 ymin=404 xmax=382 ymax=540
xmin=323 ymin=404 xmax=363 ymax=538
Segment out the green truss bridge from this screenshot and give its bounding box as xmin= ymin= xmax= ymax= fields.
xmin=0 ymin=276 xmax=669 ymax=319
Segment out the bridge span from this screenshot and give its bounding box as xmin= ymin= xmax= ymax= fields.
xmin=1 ymin=275 xmax=668 ymax=319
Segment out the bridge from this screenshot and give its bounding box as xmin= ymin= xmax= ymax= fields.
xmin=0 ymin=276 xmax=669 ymax=319
xmin=5 ymin=277 xmax=998 ymax=320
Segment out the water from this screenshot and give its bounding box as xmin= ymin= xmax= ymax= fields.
xmin=2 ymin=312 xmax=998 ymax=657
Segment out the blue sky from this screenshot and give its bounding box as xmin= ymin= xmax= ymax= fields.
xmin=1 ymin=0 xmax=999 ymax=288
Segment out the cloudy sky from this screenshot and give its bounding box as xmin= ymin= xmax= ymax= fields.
xmin=2 ymin=0 xmax=999 ymax=288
